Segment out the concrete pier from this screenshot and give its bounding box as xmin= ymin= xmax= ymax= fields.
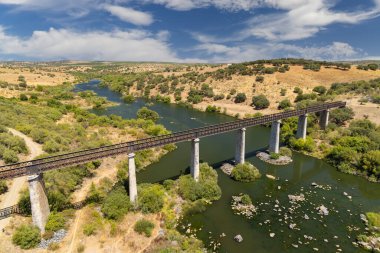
xmin=128 ymin=153 xmax=137 ymax=204
xmin=190 ymin=138 xmax=200 ymax=182
xmin=235 ymin=128 xmax=246 ymax=164
xmin=296 ymin=114 xmax=308 ymax=139
xmin=28 ymin=174 xmax=50 ymax=233
xmin=269 ymin=120 xmax=281 ymax=154
xmin=319 ymin=109 xmax=330 ymax=130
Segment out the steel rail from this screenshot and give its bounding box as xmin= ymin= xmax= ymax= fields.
xmin=0 ymin=101 xmax=345 ymax=180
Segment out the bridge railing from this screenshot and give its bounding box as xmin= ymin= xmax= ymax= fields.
xmin=0 ymin=101 xmax=345 ymax=179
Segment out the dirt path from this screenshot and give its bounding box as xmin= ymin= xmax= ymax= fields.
xmin=0 ymin=128 xmax=44 ymax=230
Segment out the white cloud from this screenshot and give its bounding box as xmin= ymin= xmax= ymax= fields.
xmin=103 ymin=4 xmax=153 ymax=26
xmin=142 ymin=0 xmax=261 ymax=11
xmin=193 ymin=41 xmax=361 ymax=63
xmin=0 ymin=26 xmax=181 ymax=61
xmin=242 ymin=0 xmax=380 ymax=41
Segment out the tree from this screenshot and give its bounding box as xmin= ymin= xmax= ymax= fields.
xmin=122 ymin=94 xmax=135 ymax=103
xmin=136 ymin=107 xmax=159 ymax=122
xmin=234 ymin=93 xmax=247 ymax=103
xmin=368 ymin=63 xmax=378 ymax=71
xmin=252 ymin=95 xmax=270 ymax=109
xmin=255 ymin=76 xmax=264 ymax=82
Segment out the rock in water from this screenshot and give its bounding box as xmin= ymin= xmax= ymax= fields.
xmin=270 ymin=233 xmax=275 ymax=238
xmin=317 ymin=205 xmax=329 ymax=216
xmin=234 ymin=234 xmax=243 ymax=243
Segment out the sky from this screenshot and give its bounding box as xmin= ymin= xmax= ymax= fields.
xmin=0 ymin=0 xmax=380 ymax=63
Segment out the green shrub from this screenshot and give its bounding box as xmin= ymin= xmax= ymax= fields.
xmin=231 ymin=162 xmax=261 ymax=182
xmin=329 ymin=107 xmax=354 ymax=126
xmin=366 ymin=212 xmax=380 ymax=227
xmin=293 ymin=87 xmax=303 ymax=94
xmin=182 ymin=199 xmax=207 ymax=216
xmin=83 ymin=223 xmax=97 ymax=236
xmin=2 ymin=148 xmax=19 ymax=163
xmin=12 ymin=225 xmax=41 ymax=249
xmin=122 ymin=94 xmax=135 ymax=103
xmin=252 ymin=95 xmax=270 ymax=109
xmin=278 ymin=99 xmax=292 ymax=110
xmin=312 ymin=86 xmax=327 ymax=95
xmin=102 ymin=186 xmax=131 ymax=220
xmin=134 ymin=219 xmax=155 ymax=237
xmin=255 ymin=76 xmax=264 ymax=82
xmin=289 ymin=137 xmax=316 ymax=152
xmin=0 ymin=180 xmax=8 ymax=194
xmin=325 ymin=146 xmax=359 ymax=167
xmin=270 ymin=152 xmax=280 ymax=159
xmin=360 ymin=150 xmax=380 ymax=177
xmin=45 ymin=212 xmax=66 ymax=232
xmin=234 ymin=93 xmax=247 ymax=103
xmin=279 ymin=147 xmax=292 ymax=157
xmin=178 ymin=163 xmax=221 ymax=202
xmin=138 ymin=184 xmax=165 ymax=213
xmin=19 ymin=94 xmax=28 ymax=101
xmin=136 ymin=107 xmax=159 ymax=122
xmin=240 ymin=194 xmax=252 ymax=205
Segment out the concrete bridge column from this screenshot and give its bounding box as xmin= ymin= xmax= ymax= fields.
xmin=269 ymin=120 xmax=281 ymax=154
xmin=128 ymin=153 xmax=137 ymax=204
xmin=28 ymin=174 xmax=50 ymax=233
xmin=319 ymin=109 xmax=330 ymax=130
xmin=296 ymin=114 xmax=308 ymax=139
xmin=235 ymin=128 xmax=246 ymax=164
xmin=190 ymin=138 xmax=200 ymax=182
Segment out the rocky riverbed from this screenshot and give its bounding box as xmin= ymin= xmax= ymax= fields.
xmin=256 ymin=152 xmax=292 ymax=165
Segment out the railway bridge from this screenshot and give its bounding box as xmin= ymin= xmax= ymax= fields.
xmin=0 ymin=101 xmax=345 ymax=231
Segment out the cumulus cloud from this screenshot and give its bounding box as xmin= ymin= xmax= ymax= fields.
xmin=0 ymin=26 xmax=180 ymax=61
xmin=243 ymin=0 xmax=380 ymax=41
xmin=141 ymin=0 xmax=261 ymax=11
xmin=103 ymin=4 xmax=153 ymax=26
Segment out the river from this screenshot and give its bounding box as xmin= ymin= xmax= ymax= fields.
xmin=75 ymin=80 xmax=380 ymax=253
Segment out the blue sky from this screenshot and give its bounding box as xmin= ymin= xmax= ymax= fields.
xmin=0 ymin=0 xmax=380 ymax=62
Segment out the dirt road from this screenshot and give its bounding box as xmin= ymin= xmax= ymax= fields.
xmin=0 ymin=128 xmax=44 ymax=230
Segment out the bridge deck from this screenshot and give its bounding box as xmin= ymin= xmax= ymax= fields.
xmin=0 ymin=101 xmax=345 ymax=180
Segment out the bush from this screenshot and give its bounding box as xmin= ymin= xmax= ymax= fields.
xmin=255 ymin=76 xmax=264 ymax=82
xmin=278 ymin=99 xmax=292 ymax=110
xmin=178 ymin=163 xmax=221 ymax=202
xmin=312 ymin=86 xmax=327 ymax=95
xmin=102 ymin=186 xmax=131 ymax=220
xmin=231 ymin=162 xmax=261 ymax=182
xmin=2 ymin=148 xmax=19 ymax=164
xmin=360 ymin=150 xmax=380 ymax=177
xmin=234 ymin=93 xmax=247 ymax=103
xmin=12 ymin=225 xmax=41 ymax=249
xmin=134 ymin=219 xmax=155 ymax=237
xmin=252 ymin=95 xmax=270 ymax=110
xmin=0 ymin=180 xmax=8 ymax=194
xmin=240 ymin=194 xmax=252 ymax=205
xmin=329 ymin=107 xmax=354 ymax=126
xmin=122 ymin=94 xmax=135 ymax=103
xmin=205 ymin=105 xmax=221 ymax=113
xmin=45 ymin=212 xmax=66 ymax=232
xmin=138 ymin=184 xmax=165 ymax=213
xmin=279 ymin=147 xmax=292 ymax=157
xmin=270 ymin=152 xmax=280 ymax=159
xmin=83 ymin=223 xmax=97 ymax=236
xmin=289 ymin=137 xmax=315 ymax=152
xmin=136 ymin=107 xmax=159 ymax=122
xmin=293 ymin=87 xmax=303 ymax=94
xmin=325 ymin=146 xmax=359 ymax=167
xmin=19 ymin=94 xmax=28 ymax=101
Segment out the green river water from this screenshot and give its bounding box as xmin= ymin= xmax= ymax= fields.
xmin=76 ymin=80 xmax=380 ymax=253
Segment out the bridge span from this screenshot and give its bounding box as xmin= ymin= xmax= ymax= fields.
xmin=0 ymin=101 xmax=345 ymax=231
